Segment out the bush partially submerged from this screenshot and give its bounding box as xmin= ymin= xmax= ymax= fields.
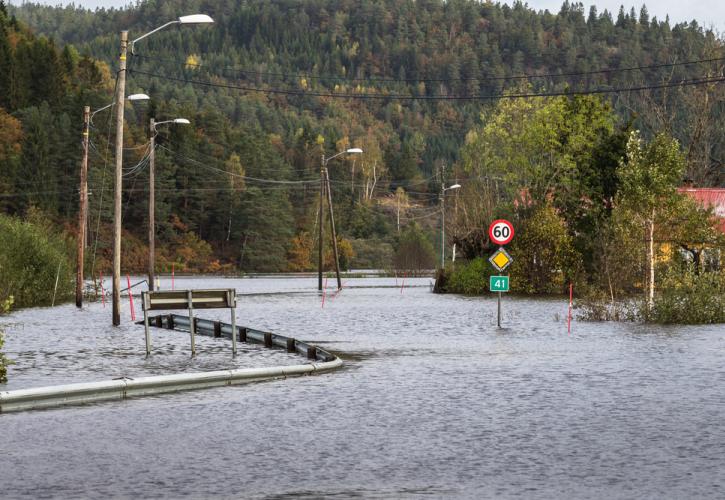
xmin=578 ymin=270 xmax=724 ymax=324
xmin=0 ymin=329 xmax=7 ymax=384
xmin=446 ymin=258 xmax=493 ymax=295
xmin=0 ymin=297 xmax=10 ymax=383
xmin=0 ymin=213 xmax=74 ymax=309
xmin=647 ymin=270 xmax=725 ymax=324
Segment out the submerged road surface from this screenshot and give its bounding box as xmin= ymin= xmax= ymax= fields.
xmin=1 ymin=277 xmax=724 ymax=498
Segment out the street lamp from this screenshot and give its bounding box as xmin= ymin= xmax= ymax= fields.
xmin=89 ymin=94 xmax=150 ymax=125
xmin=76 ymin=94 xmax=150 ymax=309
xmin=112 ymin=15 xmax=213 ymax=325
xmin=319 ymin=148 xmax=363 ymax=290
xmin=147 ymin=117 xmax=190 ymax=291
xmin=130 ymin=15 xmax=215 ymax=54
xmin=440 ymin=183 xmax=461 ymax=269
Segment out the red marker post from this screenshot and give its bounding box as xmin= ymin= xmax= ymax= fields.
xmin=100 ymin=271 xmax=106 ymax=307
xmin=126 ymin=274 xmax=136 ymax=321
xmin=321 ymin=276 xmax=328 ymax=308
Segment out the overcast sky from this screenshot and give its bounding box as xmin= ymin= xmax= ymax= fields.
xmin=7 ymin=0 xmax=725 ymax=33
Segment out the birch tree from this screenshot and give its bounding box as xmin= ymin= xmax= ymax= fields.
xmin=616 ymin=131 xmax=684 ymax=311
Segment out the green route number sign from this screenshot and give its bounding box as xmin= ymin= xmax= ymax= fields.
xmin=489 ymin=276 xmax=509 ymax=293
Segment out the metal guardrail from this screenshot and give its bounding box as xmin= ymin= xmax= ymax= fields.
xmin=0 ymin=314 xmax=342 ymax=413
xmin=151 ymin=314 xmax=336 ymax=362
xmin=0 ymin=359 xmax=342 ymax=413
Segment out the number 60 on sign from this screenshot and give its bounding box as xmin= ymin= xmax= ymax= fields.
xmin=488 ymin=219 xmax=514 ymax=246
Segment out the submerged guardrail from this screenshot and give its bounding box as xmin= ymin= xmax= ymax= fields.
xmin=0 ymin=315 xmax=342 ymax=413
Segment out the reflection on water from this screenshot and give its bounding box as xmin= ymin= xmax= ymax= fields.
xmin=1 ymin=276 xmax=724 ymax=499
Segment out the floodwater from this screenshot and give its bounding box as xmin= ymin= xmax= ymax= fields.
xmin=1 ymin=277 xmax=724 ymax=499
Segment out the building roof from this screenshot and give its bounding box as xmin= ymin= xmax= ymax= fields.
xmin=677 ymin=188 xmax=725 ymax=233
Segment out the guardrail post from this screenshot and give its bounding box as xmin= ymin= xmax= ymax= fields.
xmin=239 ymin=327 xmax=247 ymax=342
xmin=154 ymin=316 xmax=162 ymax=328
xmin=229 ymin=289 xmax=237 ymax=358
xmin=213 ymin=321 xmax=221 ymax=337
xmin=286 ymin=338 xmax=296 ymax=352
xmin=307 ymin=346 xmax=317 ymax=360
xmin=167 ymin=314 xmax=174 ymax=330
xmin=231 ymin=310 xmax=237 ymax=358
xmin=264 ymin=332 xmax=273 ymax=348
xmin=187 ymin=290 xmax=196 ymax=357
xmin=142 ymin=292 xmax=151 ymax=356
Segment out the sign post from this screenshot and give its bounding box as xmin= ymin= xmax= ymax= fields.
xmin=488 ymin=220 xmax=514 ymax=328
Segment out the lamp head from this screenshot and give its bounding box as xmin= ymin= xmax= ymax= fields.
xmin=449 ymin=183 xmax=461 ymax=190
xmin=127 ymin=94 xmax=150 ymax=101
xmin=178 ymin=14 xmax=214 ymax=24
xmin=346 ymin=148 xmax=363 ymax=154
xmin=173 ymin=118 xmax=191 ymax=124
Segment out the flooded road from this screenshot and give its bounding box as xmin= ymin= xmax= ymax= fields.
xmin=1 ymin=277 xmax=724 ymax=498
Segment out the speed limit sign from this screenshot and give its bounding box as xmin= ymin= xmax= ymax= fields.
xmin=488 ymin=219 xmax=514 ymax=245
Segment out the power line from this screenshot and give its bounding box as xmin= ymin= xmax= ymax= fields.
xmin=130 ymin=69 xmax=725 ymax=101
xmin=132 ymin=52 xmax=725 ymax=85
xmin=158 ymin=145 xmax=320 ymax=185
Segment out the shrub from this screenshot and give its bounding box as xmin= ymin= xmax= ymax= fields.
xmin=0 ymin=296 xmax=12 ymax=383
xmin=577 ymin=270 xmax=725 ymax=324
xmin=0 ymin=213 xmax=74 ymax=309
xmin=0 ymin=328 xmax=7 ymax=384
xmin=646 ymin=270 xmax=725 ymax=324
xmin=446 ymin=258 xmax=494 ymax=295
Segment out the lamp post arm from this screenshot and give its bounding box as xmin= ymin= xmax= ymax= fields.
xmin=90 ymin=103 xmax=114 ymax=125
xmin=153 ymin=120 xmax=176 ymax=128
xmin=325 ymin=150 xmax=348 ymax=163
xmin=131 ymin=21 xmax=180 ymax=54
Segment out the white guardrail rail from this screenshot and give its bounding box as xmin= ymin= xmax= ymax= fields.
xmin=0 ymin=358 xmax=342 ymax=413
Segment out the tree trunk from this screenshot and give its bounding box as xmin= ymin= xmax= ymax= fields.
xmin=397 ymin=197 xmax=400 ymax=233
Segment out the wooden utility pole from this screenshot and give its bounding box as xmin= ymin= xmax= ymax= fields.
xmin=148 ymin=117 xmax=156 ymax=291
xmin=318 ymin=157 xmax=325 ymax=291
xmin=75 ymin=106 xmax=90 ymax=308
xmin=112 ymin=30 xmax=128 ymax=326
xmin=324 ymin=167 xmax=342 ymax=289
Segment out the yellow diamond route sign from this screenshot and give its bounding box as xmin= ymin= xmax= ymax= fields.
xmin=489 ymin=247 xmax=513 ymax=272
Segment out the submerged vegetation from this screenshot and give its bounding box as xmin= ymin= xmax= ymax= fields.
xmin=0 ymin=212 xmax=74 ymax=309
xmin=0 ymin=295 xmax=9 ymax=383
xmin=0 ymin=329 xmax=6 ymax=383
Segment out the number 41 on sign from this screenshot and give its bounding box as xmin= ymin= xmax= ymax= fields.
xmin=490 ymin=276 xmax=509 ymax=292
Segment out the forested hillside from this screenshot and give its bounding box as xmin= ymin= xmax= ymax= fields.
xmin=3 ymin=0 xmax=724 ymax=276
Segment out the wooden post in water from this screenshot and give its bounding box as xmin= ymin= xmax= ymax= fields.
xmin=112 ymin=31 xmax=128 ymax=326
xmin=318 ymin=156 xmax=325 ymax=291
xmin=324 ymin=167 xmax=342 ymax=290
xmin=76 ymin=106 xmax=90 ymax=308
xmin=148 ymin=117 xmax=156 ymax=291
